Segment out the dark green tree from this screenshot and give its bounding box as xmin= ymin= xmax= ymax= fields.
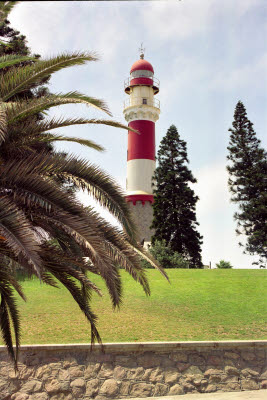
xmin=151 ymin=125 xmax=203 ymax=268
xmin=0 ymin=2 xmax=49 ymax=98
xmin=227 ymin=101 xmax=267 ymax=265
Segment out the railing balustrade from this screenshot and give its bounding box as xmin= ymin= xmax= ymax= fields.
xmin=123 ymin=97 xmax=160 ymax=109
xmin=124 ymin=76 xmax=160 ymax=90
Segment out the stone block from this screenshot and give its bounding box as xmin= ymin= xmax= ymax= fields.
xmin=184 ymin=366 xmax=203 ymax=376
xmin=115 ymin=355 xmax=136 ymax=367
xmin=84 ymin=362 xmax=101 ymax=379
xmin=241 ymin=379 xmax=259 ymax=390
xmin=168 ymin=383 xmax=184 ymax=395
xmin=89 ymin=353 xmax=113 ymax=364
xmin=127 ymin=366 xmax=144 ymax=380
xmin=113 ymin=365 xmax=126 ymax=380
xmin=31 ymin=393 xmax=49 ymax=400
xmin=86 ymin=378 xmax=99 ymax=397
xmin=142 ymin=368 xmax=152 ymax=381
xmin=164 ymin=368 xmax=180 ymax=384
xmin=183 ymin=382 xmax=196 ymax=392
xmin=20 ymin=379 xmax=42 ymax=394
xmin=68 ymin=366 xmax=84 ymax=379
xmin=188 ymin=354 xmax=206 ymax=366
xmin=45 ymin=379 xmax=69 ymax=395
xmin=119 ymin=380 xmax=131 ymax=396
xmin=225 ymin=366 xmax=240 ymax=376
xmin=72 ymin=386 xmax=85 ymax=398
xmin=11 ymin=394 xmax=30 ymax=400
xmin=62 ymin=359 xmax=77 ymax=368
xmin=192 ymin=374 xmax=204 ymax=386
xmin=58 ymin=368 xmax=70 ymax=381
xmin=70 ymin=378 xmax=85 ymax=389
xmin=241 ymin=368 xmax=260 ymax=377
xmin=130 ymin=382 xmax=153 ymax=397
xmin=137 ymin=353 xmax=162 ymax=368
xmin=171 ymin=352 xmax=188 ymax=362
xmin=98 ymin=363 xmax=114 ymax=378
xmin=209 ymin=374 xmax=222 ymax=383
xmin=224 ymin=351 xmax=240 ymax=360
xmin=149 ymin=367 xmax=164 ymax=383
xmin=260 ymin=367 xmax=267 ymax=380
xmin=0 ymin=365 xmax=12 ymax=377
xmin=223 ymin=359 xmax=236 ymax=367
xmin=200 ymin=379 xmax=208 ymax=389
xmin=224 ymin=382 xmax=241 ymax=391
xmin=241 ymin=351 xmax=256 ymax=361
xmin=35 ymin=365 xmax=51 ymax=380
xmin=205 ymin=384 xmax=217 ymax=392
xmin=0 ymin=378 xmax=9 ymax=393
xmin=50 ymin=394 xmax=73 ymax=400
xmin=100 ymin=378 xmax=118 ymax=396
xmin=255 ymin=350 xmax=266 ymax=359
xmin=260 ymin=380 xmax=267 ymax=389
xmin=221 ymin=374 xmax=238 ymax=383
xmin=207 ymin=355 xmax=222 ymax=366
xmin=18 ymin=366 xmax=35 ymax=380
xmin=154 ymin=382 xmax=169 ymax=396
xmin=176 ymin=362 xmax=190 ymax=372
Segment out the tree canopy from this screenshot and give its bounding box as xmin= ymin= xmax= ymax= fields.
xmin=151 ymin=125 xmax=203 ymax=268
xmin=227 ymin=101 xmax=267 ymax=265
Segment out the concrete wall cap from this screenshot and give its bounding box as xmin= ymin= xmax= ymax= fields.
xmin=0 ymin=340 xmax=266 ymax=353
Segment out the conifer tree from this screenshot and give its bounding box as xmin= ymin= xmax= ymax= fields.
xmin=0 ymin=3 xmax=49 ymax=98
xmin=227 ymin=101 xmax=267 ymax=265
xmin=151 ymin=125 xmax=203 ymax=268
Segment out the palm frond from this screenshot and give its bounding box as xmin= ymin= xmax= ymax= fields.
xmin=0 ymin=2 xmax=18 ymax=22
xmin=0 ymin=265 xmax=25 ymax=367
xmin=25 ymin=134 xmax=105 ymax=152
xmin=2 ymin=152 xmax=137 ymax=239
xmin=0 ymin=197 xmax=43 ymax=277
xmin=48 ymin=154 xmax=137 ymax=239
xmin=6 ymin=92 xmax=111 ymax=123
xmin=0 ymin=55 xmax=36 ymax=70
xmin=1 ymin=53 xmax=99 ymax=100
xmin=35 ymin=211 xmax=124 ymax=308
xmin=0 ymin=102 xmax=7 ymax=144
xmin=12 ymin=116 xmax=134 ymax=136
xmin=40 ymin=244 xmax=102 ymax=297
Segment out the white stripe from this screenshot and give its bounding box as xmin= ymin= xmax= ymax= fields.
xmin=126 ymin=159 xmax=155 ymax=195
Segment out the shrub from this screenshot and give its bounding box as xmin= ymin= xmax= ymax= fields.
xmin=216 ymin=260 xmax=233 ymax=269
xmin=142 ymin=240 xmax=190 ymax=269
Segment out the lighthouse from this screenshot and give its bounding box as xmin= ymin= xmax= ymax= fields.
xmin=123 ymin=48 xmax=160 ymax=244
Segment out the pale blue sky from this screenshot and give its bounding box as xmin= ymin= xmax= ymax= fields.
xmin=10 ymin=0 xmax=267 ymax=268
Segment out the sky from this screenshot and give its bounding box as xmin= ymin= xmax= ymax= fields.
xmin=9 ymin=0 xmax=267 ymax=268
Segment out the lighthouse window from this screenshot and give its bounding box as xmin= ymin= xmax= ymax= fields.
xmin=142 ymin=98 xmax=147 ymax=104
xmin=131 ymin=70 xmax=153 ymax=78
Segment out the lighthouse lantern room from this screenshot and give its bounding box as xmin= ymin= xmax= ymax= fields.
xmin=123 ymin=48 xmax=160 ymax=244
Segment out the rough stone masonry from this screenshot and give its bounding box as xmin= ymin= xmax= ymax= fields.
xmin=0 ymin=341 xmax=266 ymax=399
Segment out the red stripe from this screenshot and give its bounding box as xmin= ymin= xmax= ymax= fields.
xmin=130 ymin=77 xmax=153 ymax=87
xmin=126 ymin=194 xmax=154 ymax=205
xmin=128 ymin=120 xmax=155 ymax=160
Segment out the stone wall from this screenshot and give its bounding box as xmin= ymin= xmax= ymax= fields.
xmin=0 ymin=341 xmax=266 ymax=400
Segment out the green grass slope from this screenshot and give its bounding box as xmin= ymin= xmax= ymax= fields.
xmin=2 ymin=269 xmax=266 ymax=344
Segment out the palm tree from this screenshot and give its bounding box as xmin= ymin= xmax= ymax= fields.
xmin=0 ymin=53 xmax=167 ymax=367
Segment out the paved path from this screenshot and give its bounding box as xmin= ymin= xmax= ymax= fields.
xmin=119 ymin=389 xmax=267 ymax=400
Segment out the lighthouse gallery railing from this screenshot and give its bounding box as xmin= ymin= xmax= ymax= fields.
xmin=124 ymin=76 xmax=160 ymax=90
xmin=123 ymin=98 xmax=160 ymax=109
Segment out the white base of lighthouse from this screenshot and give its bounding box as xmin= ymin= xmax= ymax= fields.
xmin=128 ymin=201 xmax=155 ymax=243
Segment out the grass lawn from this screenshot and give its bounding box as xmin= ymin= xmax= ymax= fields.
xmin=2 ymin=269 xmax=267 ymax=344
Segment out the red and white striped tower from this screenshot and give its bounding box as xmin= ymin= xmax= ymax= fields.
xmin=123 ymin=49 xmax=160 ymax=243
